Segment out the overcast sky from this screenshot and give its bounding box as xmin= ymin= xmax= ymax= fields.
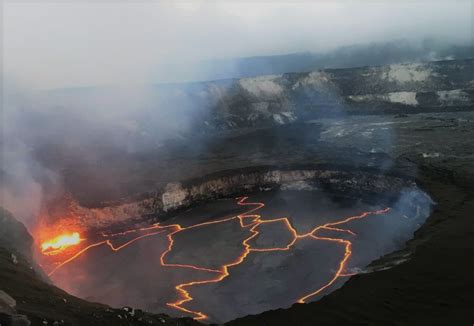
xmin=3 ymin=1 xmax=472 ymax=89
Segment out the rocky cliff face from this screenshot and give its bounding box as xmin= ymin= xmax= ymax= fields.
xmin=191 ymin=59 xmax=474 ymax=130
xmin=0 ymin=209 xmax=37 ymax=325
xmin=68 ymin=167 xmax=414 ymax=228
xmin=0 ymin=208 xmax=35 ymax=264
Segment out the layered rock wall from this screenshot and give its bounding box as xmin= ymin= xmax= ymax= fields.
xmin=194 ymin=59 xmax=474 ymax=129
xmin=69 ymin=167 xmax=414 ymax=228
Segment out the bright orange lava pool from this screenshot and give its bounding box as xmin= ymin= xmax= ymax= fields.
xmin=40 ymin=232 xmax=82 ymax=255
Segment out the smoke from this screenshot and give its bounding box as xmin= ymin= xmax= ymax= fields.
xmin=1 ymin=82 xmax=58 ymax=227
xmin=1 ymin=140 xmax=58 ymax=227
xmin=1 ymin=1 xmax=470 ymax=226
xmin=0 ymin=78 xmax=208 ymax=225
xmin=4 ymin=1 xmax=472 ymax=89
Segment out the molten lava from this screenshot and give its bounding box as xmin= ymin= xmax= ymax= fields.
xmin=41 ymin=232 xmax=82 ymax=255
xmin=39 ymin=196 xmax=391 ymax=321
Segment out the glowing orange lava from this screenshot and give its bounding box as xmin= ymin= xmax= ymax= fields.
xmin=40 ymin=232 xmax=82 ymax=255
xmin=40 ymin=196 xmax=391 ymax=321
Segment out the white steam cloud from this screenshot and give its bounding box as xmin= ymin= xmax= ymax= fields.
xmin=3 ymin=1 xmax=472 ymax=89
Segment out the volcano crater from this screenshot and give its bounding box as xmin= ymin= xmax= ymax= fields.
xmin=38 ymin=165 xmax=432 ymax=323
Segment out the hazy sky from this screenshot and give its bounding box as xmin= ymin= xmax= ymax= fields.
xmin=3 ymin=1 xmax=472 ymax=89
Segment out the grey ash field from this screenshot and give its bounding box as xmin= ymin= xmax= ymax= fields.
xmin=1 ymin=60 xmax=474 ymax=325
